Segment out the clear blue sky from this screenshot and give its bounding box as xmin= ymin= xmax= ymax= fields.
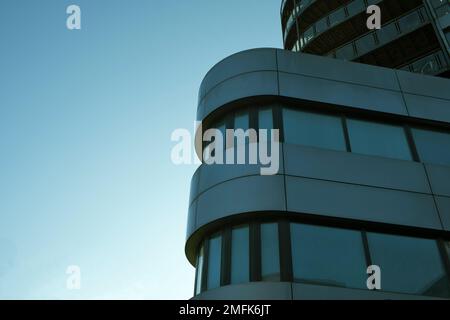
xmin=0 ymin=0 xmax=281 ymax=299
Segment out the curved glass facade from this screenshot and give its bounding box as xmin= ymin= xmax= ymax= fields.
xmin=203 ymin=103 xmax=450 ymax=168
xmin=194 ymin=219 xmax=450 ymax=298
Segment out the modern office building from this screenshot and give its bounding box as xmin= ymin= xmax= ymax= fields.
xmin=281 ymin=0 xmax=450 ymax=77
xmin=185 ymin=1 xmax=450 ymax=300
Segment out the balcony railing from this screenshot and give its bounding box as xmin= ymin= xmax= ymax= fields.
xmin=326 ymin=6 xmax=430 ymax=61
xmin=296 ymin=0 xmax=382 ymax=51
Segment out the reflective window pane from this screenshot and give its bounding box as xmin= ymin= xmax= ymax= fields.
xmin=347 ymin=119 xmax=412 ymax=160
xmin=355 ymin=33 xmax=376 ymax=56
xmin=235 ymin=110 xmax=249 ymax=131
xmin=290 ymin=224 xmax=367 ymax=289
xmin=398 ymin=11 xmax=422 ymax=33
xmin=259 ymin=108 xmax=273 ymax=130
xmin=231 ymin=226 xmax=250 ymax=284
xmin=259 ymin=107 xmax=274 ymax=151
xmin=377 ymin=23 xmax=398 ymax=45
xmin=347 ymin=0 xmax=366 ymax=16
xmin=335 ymin=43 xmax=355 ymax=60
xmin=283 ymin=109 xmax=347 ymax=151
xmin=412 ymin=128 xmax=450 ymax=167
xmin=261 ymin=223 xmax=280 ymax=281
xmin=367 ymin=233 xmax=450 ymax=298
xmin=195 ymin=245 xmax=204 ymax=295
xmin=316 ymin=17 xmax=328 ymax=34
xmin=207 ymin=234 xmax=222 ymax=290
xmin=329 ymin=8 xmax=346 ymax=27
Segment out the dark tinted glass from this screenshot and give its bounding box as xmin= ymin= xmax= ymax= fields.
xmin=231 ymin=226 xmax=250 ymax=284
xmin=261 ymin=223 xmax=280 ymax=281
xmin=347 ymin=119 xmax=412 ymax=160
xmin=367 ymin=233 xmax=450 ymax=298
xmin=412 ymin=128 xmax=450 ymax=167
xmin=398 ymin=11 xmax=421 ymax=33
xmin=347 ymin=0 xmax=366 ymax=16
xmin=207 ymin=234 xmax=222 ymax=290
xmin=283 ymin=109 xmax=346 ymax=151
xmin=195 ymin=245 xmax=204 ymax=295
xmin=235 ymin=111 xmax=249 ymax=131
xmin=290 ymin=224 xmax=367 ymax=288
xmin=355 ymin=33 xmax=376 ymax=56
xmin=335 ymin=43 xmax=355 ymax=60
xmin=377 ymin=23 xmax=398 ymax=44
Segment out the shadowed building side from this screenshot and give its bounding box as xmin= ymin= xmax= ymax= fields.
xmin=281 ymin=0 xmax=450 ymax=78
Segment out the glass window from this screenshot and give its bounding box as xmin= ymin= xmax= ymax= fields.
xmin=347 ymin=0 xmax=366 ymax=17
xmin=195 ymin=245 xmax=205 ymax=295
xmin=355 ymin=33 xmax=376 ymax=56
xmin=204 ymin=122 xmax=226 ymax=161
xmin=235 ymin=110 xmax=249 ymax=131
xmin=398 ymin=11 xmax=422 ymax=33
xmin=412 ymin=128 xmax=450 ymax=167
xmin=347 ymin=119 xmax=412 ymax=160
xmin=233 ymin=110 xmax=252 ymax=162
xmin=261 ymin=223 xmax=280 ymax=281
xmin=283 ymin=109 xmax=347 ymax=151
xmin=259 ymin=108 xmax=273 ymax=130
xmin=376 ymin=23 xmax=398 ymax=45
xmin=290 ymin=224 xmax=367 ymax=289
xmin=231 ymin=226 xmax=250 ymax=285
xmin=315 ymin=17 xmax=328 ymax=34
xmin=367 ymin=233 xmax=450 ymax=298
xmin=329 ymin=8 xmax=346 ymax=27
xmin=335 ymin=43 xmax=355 ymax=60
xmin=411 ymin=53 xmax=441 ymax=74
xmin=259 ymin=107 xmax=274 ymax=147
xmin=207 ymin=234 xmax=222 ymax=290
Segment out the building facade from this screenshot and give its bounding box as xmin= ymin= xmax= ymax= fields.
xmin=185 ymin=1 xmax=450 ymax=300
xmin=281 ymin=0 xmax=450 ymax=77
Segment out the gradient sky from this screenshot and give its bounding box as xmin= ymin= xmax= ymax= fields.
xmin=0 ymin=0 xmax=281 ymax=299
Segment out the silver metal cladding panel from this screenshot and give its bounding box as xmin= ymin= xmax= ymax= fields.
xmin=284 ymin=144 xmax=432 ymax=194
xmin=396 ymin=70 xmax=450 ymax=101
xmin=285 ymin=176 xmax=443 ymax=230
xmin=276 ymin=50 xmax=401 ymax=91
xmin=193 ymin=282 xmax=293 ymax=300
xmin=196 ymin=160 xmax=285 ymax=203
xmin=425 ymin=164 xmax=450 ymax=197
xmin=195 ymin=175 xmax=286 ymax=231
xmin=197 ymin=49 xmax=450 ymax=123
xmin=403 ymin=93 xmax=450 ymax=123
xmin=199 ymin=71 xmax=279 ymax=121
xmin=199 ymin=48 xmax=278 ymax=100
xmin=292 ymin=283 xmax=444 ymax=300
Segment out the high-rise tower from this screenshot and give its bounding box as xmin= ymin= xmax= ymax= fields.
xmin=281 ymin=0 xmax=450 ymax=77
xmin=186 ymin=1 xmax=450 ymax=300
